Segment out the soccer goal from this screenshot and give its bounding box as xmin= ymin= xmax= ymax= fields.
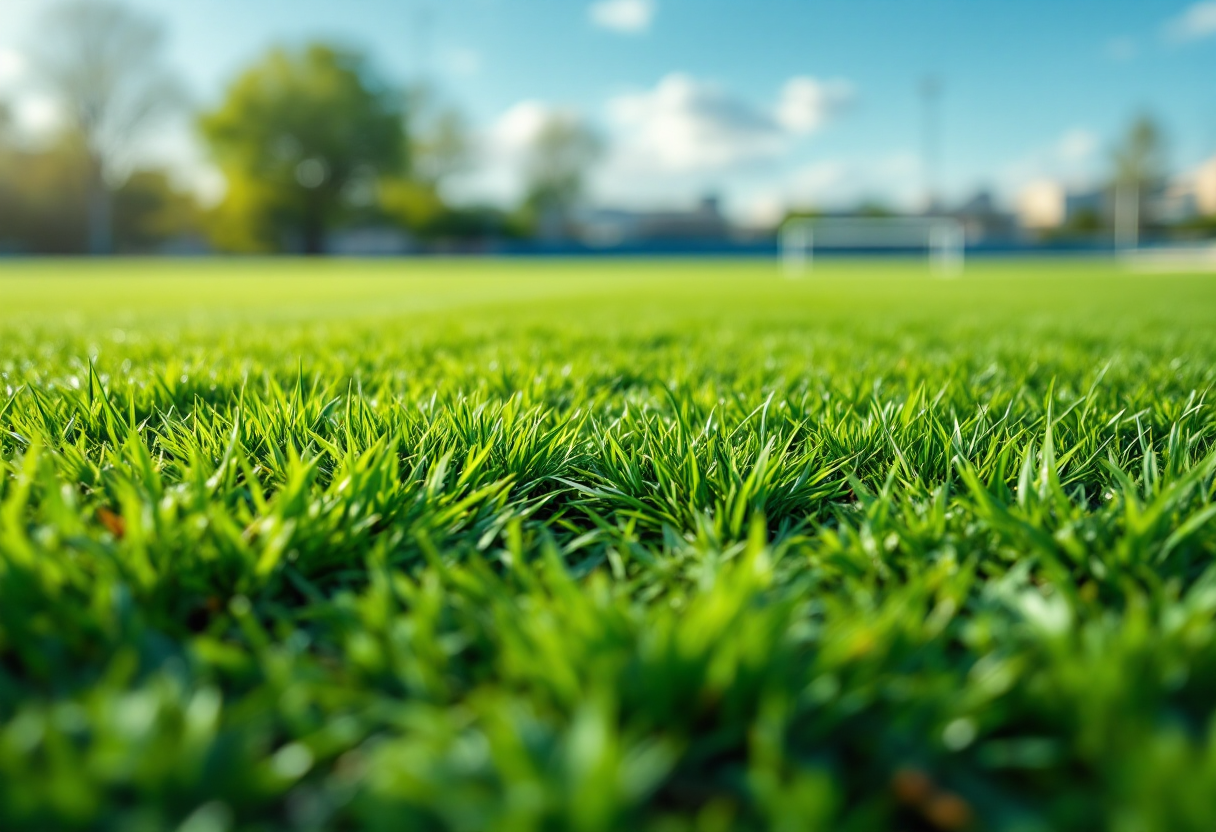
xmin=780 ymin=216 xmax=966 ymax=277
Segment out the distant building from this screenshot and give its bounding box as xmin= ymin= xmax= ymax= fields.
xmin=1016 ymin=180 xmax=1121 ymax=233
xmin=325 ymin=227 xmax=413 ymax=256
xmin=1197 ymin=156 xmax=1216 ymax=215
xmin=1016 ymin=180 xmax=1067 ymax=230
xmin=579 ymin=196 xmax=730 ymax=246
xmin=156 ymin=234 xmax=212 ymax=255
xmin=950 ymin=190 xmax=1017 ymax=242
xmin=1154 ymin=181 xmax=1199 ymax=225
xmin=1064 ymin=189 xmax=1107 ymax=222
xmin=1166 ymin=155 xmax=1216 ymax=218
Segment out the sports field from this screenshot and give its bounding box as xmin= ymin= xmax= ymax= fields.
xmin=2 ymin=258 xmax=1216 ymax=831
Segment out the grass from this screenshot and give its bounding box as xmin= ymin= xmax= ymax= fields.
xmin=2 ymin=257 xmax=1216 ymax=832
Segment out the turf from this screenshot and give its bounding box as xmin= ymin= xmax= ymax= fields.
xmin=2 ymin=257 xmax=1216 ymax=832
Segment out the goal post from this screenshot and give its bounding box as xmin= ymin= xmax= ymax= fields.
xmin=780 ymin=216 xmax=966 ymax=277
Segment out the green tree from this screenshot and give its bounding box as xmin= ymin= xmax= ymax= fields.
xmin=200 ymin=44 xmax=407 ymax=254
xmin=113 ymin=170 xmax=202 ymax=252
xmin=1112 ymin=115 xmax=1167 ymax=192
xmin=1111 ymin=114 xmax=1167 ymax=241
xmin=30 ymin=0 xmax=183 ymax=255
xmin=407 ymin=85 xmax=472 ymax=186
xmin=0 ymin=136 xmax=200 ymax=254
xmin=376 ymin=85 xmax=475 ymax=240
xmin=0 ymin=138 xmax=90 ymax=253
xmin=520 ymin=114 xmax=602 ymax=240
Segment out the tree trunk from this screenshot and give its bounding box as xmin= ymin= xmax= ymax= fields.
xmin=87 ymin=155 xmax=113 ymax=256
xmin=302 ymin=226 xmax=325 ymax=256
xmin=301 ymin=196 xmax=327 ymax=256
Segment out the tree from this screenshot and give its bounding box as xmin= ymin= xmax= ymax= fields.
xmin=376 ymin=85 xmax=476 ymax=241
xmin=200 ymin=44 xmax=407 ymax=254
xmin=29 ymin=0 xmax=183 ymax=254
xmin=520 ymin=114 xmax=602 ymax=240
xmin=1111 ymin=114 xmax=1167 ymax=243
xmin=1112 ymin=115 xmax=1167 ymax=191
xmin=0 ymin=138 xmax=90 ymax=253
xmin=406 ymin=85 xmax=472 ymax=185
xmin=113 ymin=170 xmax=202 ymax=253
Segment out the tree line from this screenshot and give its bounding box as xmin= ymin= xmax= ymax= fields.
xmin=0 ymin=0 xmax=601 ymax=255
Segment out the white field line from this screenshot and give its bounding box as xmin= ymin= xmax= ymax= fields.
xmin=1121 ymin=245 xmax=1216 ymax=273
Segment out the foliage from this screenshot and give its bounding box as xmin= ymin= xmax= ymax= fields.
xmin=1112 ymin=115 xmax=1167 ymax=191
xmin=200 ymin=44 xmax=407 ymax=255
xmin=2 ymin=259 xmax=1216 ymax=831
xmin=373 ymin=87 xmax=508 ymax=244
xmin=520 ymin=114 xmax=602 ymax=239
xmin=377 ymin=179 xmax=523 ymax=244
xmin=0 ymin=140 xmax=89 ymax=253
xmin=405 ymin=86 xmax=472 ymax=186
xmin=29 ymin=0 xmax=184 ymax=254
xmin=375 ymin=177 xmax=447 ymax=236
xmin=0 ymin=140 xmax=199 ymax=254
xmin=112 ymin=171 xmax=203 ymax=252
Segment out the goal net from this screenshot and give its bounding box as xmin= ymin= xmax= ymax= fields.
xmin=780 ymin=216 xmax=966 ymax=277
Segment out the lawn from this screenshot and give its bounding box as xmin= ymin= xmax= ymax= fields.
xmin=2 ymin=257 xmax=1216 ymax=831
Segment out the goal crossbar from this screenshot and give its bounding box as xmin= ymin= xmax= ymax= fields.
xmin=780 ymin=217 xmax=966 ymax=277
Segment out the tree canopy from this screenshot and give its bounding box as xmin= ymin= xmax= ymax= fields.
xmin=521 ymin=114 xmax=602 ymax=239
xmin=200 ymin=44 xmax=407 ymax=254
xmin=30 ymin=0 xmax=183 ymax=253
xmin=1112 ymin=115 xmax=1167 ymax=191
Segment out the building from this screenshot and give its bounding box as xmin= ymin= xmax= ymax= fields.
xmin=579 ymin=196 xmax=731 ymax=247
xmin=1197 ymin=156 xmax=1216 ymax=216
xmin=325 ymin=227 xmax=413 ymax=255
xmin=1064 ymin=189 xmax=1107 ymax=223
xmin=1154 ymin=181 xmax=1198 ymax=225
xmin=1016 ymin=180 xmax=1067 ymax=230
xmin=1014 ymin=153 xmax=1216 ymax=235
xmin=950 ymin=190 xmax=1018 ymax=242
xmin=1169 ymin=155 xmax=1216 ymax=218
xmin=1016 ymin=180 xmax=1119 ymax=233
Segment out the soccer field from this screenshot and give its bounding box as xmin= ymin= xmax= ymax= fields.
xmin=2 ymin=258 xmax=1216 ymax=831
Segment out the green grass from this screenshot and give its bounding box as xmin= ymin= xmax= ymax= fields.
xmin=2 ymin=257 xmax=1216 ymax=832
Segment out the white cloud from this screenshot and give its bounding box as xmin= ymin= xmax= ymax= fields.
xmin=0 ymin=47 xmax=24 ymax=86
xmin=997 ymin=127 xmax=1103 ymax=196
xmin=740 ymin=193 xmax=788 ymax=229
xmin=132 ymin=117 xmax=227 ymax=204
xmin=589 ymin=0 xmax=655 ymax=34
xmin=445 ymin=74 xmax=853 ymax=212
xmin=13 ymin=93 xmax=63 ymax=136
xmin=608 ymin=74 xmax=782 ymax=171
xmin=781 ymin=154 xmax=921 ymax=211
xmin=444 ymin=100 xmax=588 ymax=205
xmin=605 ymin=73 xmax=852 ymax=175
xmin=492 ymin=100 xmax=558 ymax=154
xmin=1166 ymin=1 xmax=1216 ymax=42
xmin=775 ymin=77 xmax=853 ymax=135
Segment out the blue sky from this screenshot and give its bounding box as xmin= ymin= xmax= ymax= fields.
xmin=1 ymin=0 xmax=1214 ymax=221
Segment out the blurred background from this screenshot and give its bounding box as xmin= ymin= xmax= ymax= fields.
xmin=0 ymin=0 xmax=1212 ymax=257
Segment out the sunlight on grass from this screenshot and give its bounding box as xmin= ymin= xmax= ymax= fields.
xmin=1 ymin=258 xmax=1215 ymax=830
